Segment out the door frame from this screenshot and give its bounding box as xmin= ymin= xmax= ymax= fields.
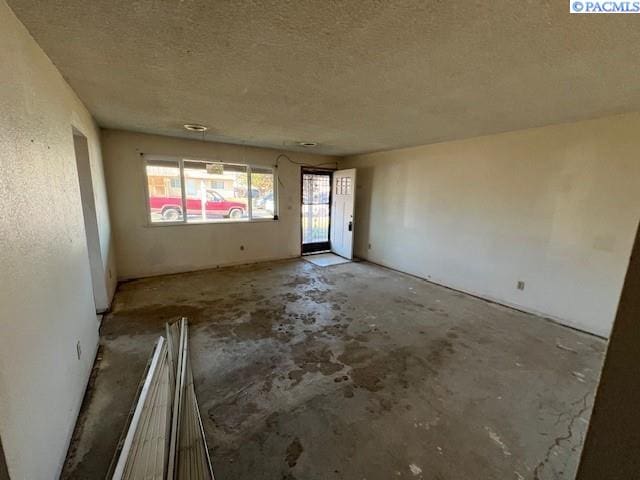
xmin=300 ymin=167 xmax=334 ymax=255
xmin=0 ymin=435 xmax=9 ymax=480
xmin=72 ymin=127 xmax=109 ymax=313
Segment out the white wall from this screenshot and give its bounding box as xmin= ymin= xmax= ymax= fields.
xmin=0 ymin=1 xmax=116 ymax=478
xmin=102 ymin=129 xmax=338 ymax=279
xmin=342 ymin=113 xmax=640 ymax=337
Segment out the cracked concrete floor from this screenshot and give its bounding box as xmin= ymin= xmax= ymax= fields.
xmin=62 ymin=259 xmax=605 ymax=479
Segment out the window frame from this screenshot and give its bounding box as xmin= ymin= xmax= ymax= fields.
xmin=142 ymin=154 xmax=278 ymax=227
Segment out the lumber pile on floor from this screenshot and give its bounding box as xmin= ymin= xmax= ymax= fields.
xmin=109 ymin=318 xmax=214 ymax=480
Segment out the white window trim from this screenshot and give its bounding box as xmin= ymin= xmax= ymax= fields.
xmin=142 ymin=154 xmax=278 ymax=227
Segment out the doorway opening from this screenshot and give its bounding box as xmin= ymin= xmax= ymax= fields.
xmin=73 ymin=128 xmax=108 ymax=314
xmin=301 ymin=168 xmax=357 ymax=260
xmin=301 ymin=169 xmax=332 ymax=254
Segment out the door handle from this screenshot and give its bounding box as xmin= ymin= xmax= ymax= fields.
xmin=348 ymin=221 xmax=353 ymax=232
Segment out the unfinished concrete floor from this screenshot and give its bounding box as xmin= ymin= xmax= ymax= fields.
xmin=62 ymin=259 xmax=605 ymax=480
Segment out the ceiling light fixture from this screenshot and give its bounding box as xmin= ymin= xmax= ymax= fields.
xmin=184 ymin=124 xmax=208 ymax=132
xmin=297 ymin=141 xmax=318 ymax=147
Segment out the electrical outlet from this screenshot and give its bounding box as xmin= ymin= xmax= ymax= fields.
xmin=76 ymin=340 xmax=82 ymax=360
xmin=240 ymin=245 xmax=245 ymax=251
xmin=517 ymin=281 xmax=525 ymax=291
xmin=368 ymin=243 xmax=372 ymax=250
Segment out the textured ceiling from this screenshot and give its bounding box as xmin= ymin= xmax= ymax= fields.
xmin=8 ymin=0 xmax=640 ymax=155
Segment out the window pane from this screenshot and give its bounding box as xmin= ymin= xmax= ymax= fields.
xmin=146 ymin=160 xmax=184 ymax=223
xmin=183 ymin=161 xmax=248 ymax=223
xmin=251 ymin=167 xmax=275 ymax=219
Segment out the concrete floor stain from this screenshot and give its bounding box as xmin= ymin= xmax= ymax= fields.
xmin=285 ymin=438 xmax=303 ymax=468
xmin=62 ymin=259 xmax=606 ymax=480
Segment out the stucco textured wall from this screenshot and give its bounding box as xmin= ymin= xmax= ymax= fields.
xmin=102 ymin=129 xmax=338 ymax=279
xmin=0 ymin=1 xmax=115 ymax=477
xmin=342 ymin=113 xmax=640 ymax=337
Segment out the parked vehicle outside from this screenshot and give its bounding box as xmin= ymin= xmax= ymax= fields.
xmin=256 ymin=192 xmax=274 ymax=214
xmin=149 ymin=190 xmax=246 ymax=221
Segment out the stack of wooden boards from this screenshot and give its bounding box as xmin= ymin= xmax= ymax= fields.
xmin=108 ymin=318 xmax=214 ymax=479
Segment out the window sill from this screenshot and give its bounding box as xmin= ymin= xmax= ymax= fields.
xmin=144 ymin=217 xmax=279 ymax=228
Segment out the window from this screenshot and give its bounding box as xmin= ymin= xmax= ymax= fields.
xmin=144 ymin=156 xmax=276 ymax=224
xmin=335 ymin=177 xmax=352 ymax=195
xmin=146 ymin=159 xmax=185 ymax=223
xmin=185 ymin=179 xmax=198 ymax=197
xmin=251 ymin=166 xmax=276 ymax=219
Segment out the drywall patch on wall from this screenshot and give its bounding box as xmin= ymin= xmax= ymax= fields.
xmin=0 ymin=1 xmax=115 ymax=478
xmin=341 ymin=113 xmax=640 ymax=337
xmin=102 ymin=129 xmax=338 ymax=279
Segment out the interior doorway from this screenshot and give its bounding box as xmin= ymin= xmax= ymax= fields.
xmin=73 ymin=129 xmax=108 ymax=313
xmin=301 ymin=169 xmax=332 ymax=254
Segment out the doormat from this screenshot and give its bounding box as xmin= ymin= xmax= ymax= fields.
xmin=303 ymin=253 xmax=351 ymax=267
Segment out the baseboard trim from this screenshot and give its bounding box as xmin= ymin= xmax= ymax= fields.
xmin=116 ymin=254 xmax=301 ymax=283
xmin=360 ymin=256 xmax=607 ymax=340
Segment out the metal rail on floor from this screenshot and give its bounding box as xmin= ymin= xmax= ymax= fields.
xmin=109 ymin=318 xmax=214 ymax=480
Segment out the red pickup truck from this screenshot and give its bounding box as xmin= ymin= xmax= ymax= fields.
xmin=149 ymin=191 xmax=246 ymax=221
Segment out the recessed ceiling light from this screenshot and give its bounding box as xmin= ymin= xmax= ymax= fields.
xmin=297 ymin=141 xmax=318 ymax=147
xmin=184 ymin=124 xmax=208 ymax=132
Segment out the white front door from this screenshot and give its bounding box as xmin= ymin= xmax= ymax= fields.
xmin=330 ymin=169 xmax=356 ymax=259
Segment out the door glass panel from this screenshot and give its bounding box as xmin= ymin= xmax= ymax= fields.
xmin=302 ymin=173 xmax=331 ymax=246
